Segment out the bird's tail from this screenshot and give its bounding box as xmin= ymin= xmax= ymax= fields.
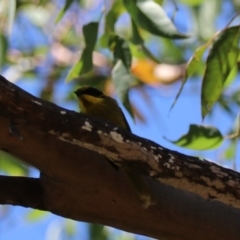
xmin=122 ymin=170 xmax=156 ymax=208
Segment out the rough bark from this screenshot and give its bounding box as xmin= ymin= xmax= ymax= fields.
xmin=0 ymin=75 xmax=240 ymax=240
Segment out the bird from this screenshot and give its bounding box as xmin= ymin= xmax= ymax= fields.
xmin=74 ymin=86 xmax=156 ymax=208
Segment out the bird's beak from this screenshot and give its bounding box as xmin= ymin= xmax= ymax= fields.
xmin=74 ymin=90 xmax=80 ymax=96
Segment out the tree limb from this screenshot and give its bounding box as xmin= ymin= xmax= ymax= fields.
xmin=0 ymin=75 xmax=240 ymax=240
xmin=0 ymin=176 xmax=44 ymax=209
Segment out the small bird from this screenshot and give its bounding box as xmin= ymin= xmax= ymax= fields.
xmin=74 ymin=86 xmax=156 ymax=208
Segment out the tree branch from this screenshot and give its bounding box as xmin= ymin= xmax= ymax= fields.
xmin=0 ymin=75 xmax=240 ymax=240
xmin=0 ymin=176 xmax=45 ymax=209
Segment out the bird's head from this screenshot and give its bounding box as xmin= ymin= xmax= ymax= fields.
xmin=74 ymin=86 xmax=104 ymax=98
xmin=74 ymin=86 xmax=105 ymax=113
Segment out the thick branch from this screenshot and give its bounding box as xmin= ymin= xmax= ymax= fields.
xmin=0 ymin=75 xmax=239 ymax=208
xmin=0 ymin=176 xmax=45 ymax=209
xmin=0 ymin=75 xmax=240 ymax=240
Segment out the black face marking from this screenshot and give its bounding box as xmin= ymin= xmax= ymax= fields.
xmin=75 ymin=87 xmax=103 ymax=97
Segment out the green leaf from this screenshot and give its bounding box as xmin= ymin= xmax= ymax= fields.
xmin=184 ymin=45 xmax=208 ymax=80
xmin=100 ymin=0 xmax=125 ymax=47
xmin=109 ymin=35 xmax=132 ymax=70
xmin=37 ymin=0 xmax=49 ymax=6
xmin=161 ymin=39 xmax=184 ymax=62
xmin=55 ymin=0 xmax=75 ymax=23
xmin=154 ymin=0 xmax=163 ymax=4
xmin=123 ymin=0 xmax=188 ymax=39
xmin=224 ymin=113 xmax=240 ymax=164
xmin=224 ymin=63 xmax=238 ymax=87
xmin=179 ymin=0 xmax=203 ymax=6
xmin=224 ymin=143 xmax=236 ymax=161
xmin=66 ymin=61 xmax=83 ymax=81
xmin=0 ymin=151 xmax=28 ymax=176
xmin=0 ymin=33 xmax=8 ymax=68
xmin=25 ymin=209 xmax=48 ymax=222
xmin=89 ymin=224 xmax=108 ymax=240
xmin=112 ymin=60 xmax=137 ymax=118
xmin=201 ymin=26 xmax=240 ymax=118
xmin=131 ymin=19 xmax=144 ymax=45
xmin=171 ymin=42 xmax=210 ymax=110
xmin=165 ymin=124 xmax=223 ymax=150
xmin=117 ymin=233 xmax=135 ymax=240
xmin=131 ymin=20 xmax=161 ymax=63
xmin=64 ymin=219 xmax=77 ymax=237
xmin=66 ymin=21 xmax=99 ymax=81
